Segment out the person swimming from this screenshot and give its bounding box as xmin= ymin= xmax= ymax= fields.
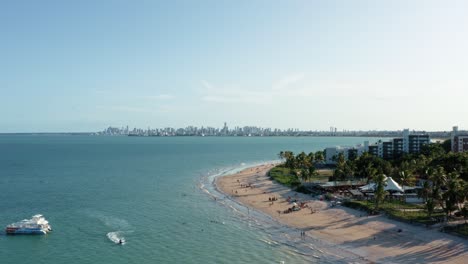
xmin=118 ymin=239 xmax=123 ymax=244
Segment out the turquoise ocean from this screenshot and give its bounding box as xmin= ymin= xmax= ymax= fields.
xmin=0 ymin=136 xmax=380 ymax=264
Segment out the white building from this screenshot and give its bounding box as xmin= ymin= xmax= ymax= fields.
xmin=325 ymin=147 xmax=351 ymax=164
xmin=402 ymin=129 xmax=410 ymax=153
xmin=451 ymin=126 xmax=468 ymax=153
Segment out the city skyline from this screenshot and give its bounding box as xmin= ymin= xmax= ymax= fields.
xmin=2 ymin=1 xmax=468 ymax=132
xmin=96 ymin=122 xmax=461 ymax=138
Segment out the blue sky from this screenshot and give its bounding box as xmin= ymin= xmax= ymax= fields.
xmin=2 ymin=0 xmax=468 ymax=132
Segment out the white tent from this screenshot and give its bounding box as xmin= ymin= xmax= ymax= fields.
xmin=359 ymin=183 xmax=376 ymax=192
xmin=358 ymin=176 xmax=404 ymax=193
xmin=385 ymin=177 xmax=404 ymax=192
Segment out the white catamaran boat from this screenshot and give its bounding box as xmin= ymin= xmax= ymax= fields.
xmin=5 ymin=214 xmax=52 ymax=235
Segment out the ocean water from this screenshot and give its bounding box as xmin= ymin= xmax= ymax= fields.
xmin=0 ymin=135 xmax=379 ymax=264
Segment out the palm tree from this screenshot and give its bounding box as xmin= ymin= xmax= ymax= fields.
xmin=428 ymin=166 xmax=446 ymax=208
xmin=425 ymin=166 xmax=448 ymax=221
xmin=443 ymin=171 xmax=462 ymax=220
xmin=278 ymin=151 xmax=285 ymax=161
xmin=426 ymin=198 xmax=435 ymax=219
xmin=314 ymin=151 xmax=324 ymax=163
xmin=333 ymin=152 xmax=347 ymax=181
xmin=296 ymin=152 xmax=310 ymax=170
xmin=398 ymin=170 xmax=415 ymax=203
xmin=284 ymin=151 xmax=295 ymax=169
xmin=364 ymin=163 xmax=378 ymax=183
xmin=419 ymin=180 xmax=431 ymax=203
xmin=373 ymin=173 xmax=387 ymax=212
xmin=300 ymin=168 xmax=310 ymax=183
xmin=307 ymin=152 xmax=315 ymax=164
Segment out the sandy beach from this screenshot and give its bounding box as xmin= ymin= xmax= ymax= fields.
xmin=216 ymin=164 xmax=468 ymax=264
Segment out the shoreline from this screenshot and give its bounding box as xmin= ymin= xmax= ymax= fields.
xmin=215 ymin=163 xmax=468 ymax=263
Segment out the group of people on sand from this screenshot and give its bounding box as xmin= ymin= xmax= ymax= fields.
xmin=237 ymin=179 xmax=254 ymax=188
xmin=281 ymin=200 xmax=309 ymax=214
xmin=268 ymin=196 xmax=278 ymax=206
xmin=300 ymin=231 xmax=306 ymax=239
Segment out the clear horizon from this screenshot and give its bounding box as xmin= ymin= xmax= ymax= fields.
xmin=2 ymin=0 xmax=468 ymax=133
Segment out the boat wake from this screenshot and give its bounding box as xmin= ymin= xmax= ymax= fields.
xmin=107 ymin=231 xmax=126 ymax=245
xmin=83 ymin=210 xmax=132 ymax=245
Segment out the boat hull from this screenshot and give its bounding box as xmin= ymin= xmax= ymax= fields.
xmin=5 ymin=214 xmax=51 ymax=235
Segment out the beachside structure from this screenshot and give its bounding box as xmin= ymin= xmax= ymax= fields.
xmin=359 ymin=176 xmax=404 ymax=193
xmin=451 ymin=126 xmax=468 ymax=153
xmin=325 ymin=143 xmax=369 ymax=164
xmin=324 ymin=129 xmax=430 ymax=164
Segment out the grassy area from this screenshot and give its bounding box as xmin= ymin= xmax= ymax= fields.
xmin=343 ymin=200 xmax=444 ymax=224
xmin=269 ymin=166 xmax=331 ymax=187
xmin=388 ymin=210 xmax=445 ymax=225
xmin=316 ymin=169 xmax=333 ymax=177
xmin=312 ymin=169 xmax=333 ymax=182
xmin=268 ymin=166 xmax=301 ymax=187
xmin=347 ymin=199 xmax=423 ymax=210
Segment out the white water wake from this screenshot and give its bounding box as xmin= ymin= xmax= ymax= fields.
xmin=83 ymin=210 xmax=131 ymax=245
xmin=107 ymin=231 xmax=126 ymax=245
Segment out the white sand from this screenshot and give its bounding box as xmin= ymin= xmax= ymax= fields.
xmin=216 ymin=164 xmax=468 ymax=263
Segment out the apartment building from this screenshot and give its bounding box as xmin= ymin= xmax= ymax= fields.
xmin=451 ymin=126 xmax=468 ymax=153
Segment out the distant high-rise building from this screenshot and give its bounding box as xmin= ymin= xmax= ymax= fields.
xmin=393 ymin=138 xmax=404 ymax=158
xmin=382 ymin=141 xmax=394 ymax=160
xmin=451 ymin=126 xmax=468 ymax=153
xmin=407 ymin=134 xmax=430 ymax=154
xmin=402 ymin=129 xmax=410 ymax=153
xmin=368 ymin=145 xmax=379 ymax=156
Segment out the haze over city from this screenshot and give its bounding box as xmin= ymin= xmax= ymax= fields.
xmin=2 ymin=0 xmax=468 ymax=132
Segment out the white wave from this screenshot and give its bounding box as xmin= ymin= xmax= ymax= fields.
xmin=107 ymin=231 xmax=125 ymax=245
xmin=85 ymin=210 xmax=131 ymax=230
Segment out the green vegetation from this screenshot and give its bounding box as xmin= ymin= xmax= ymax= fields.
xmin=343 ymin=200 xmax=444 ymax=224
xmin=344 ymin=200 xmax=423 ymax=211
xmin=269 ymin=166 xmax=301 ymax=187
xmin=328 ymin=141 xmax=468 ymax=221
xmin=270 ymin=150 xmax=327 ymax=192
xmin=278 ymin=150 xmax=320 ymax=182
xmin=278 ymin=140 xmax=468 ymax=234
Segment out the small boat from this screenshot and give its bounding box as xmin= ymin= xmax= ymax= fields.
xmin=5 ymin=214 xmax=52 ymax=235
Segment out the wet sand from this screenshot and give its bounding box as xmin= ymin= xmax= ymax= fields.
xmin=215 ymin=164 xmax=468 ymax=263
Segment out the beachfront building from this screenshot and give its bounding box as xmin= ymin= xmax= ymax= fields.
xmin=402 ymin=129 xmax=430 ymax=153
xmin=325 ymin=147 xmax=349 ymax=164
xmin=451 ymin=126 xmax=468 ymax=153
xmin=407 ymin=134 xmax=430 ymax=154
xmin=325 ymin=145 xmax=367 ymax=164
xmin=382 ymin=141 xmax=394 ymax=160
xmin=393 ymin=138 xmax=404 ymax=158
xmin=323 ymin=129 xmax=430 ymax=164
xmin=376 ymin=129 xmax=429 ymax=159
xmin=368 ymin=145 xmax=378 ymax=156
